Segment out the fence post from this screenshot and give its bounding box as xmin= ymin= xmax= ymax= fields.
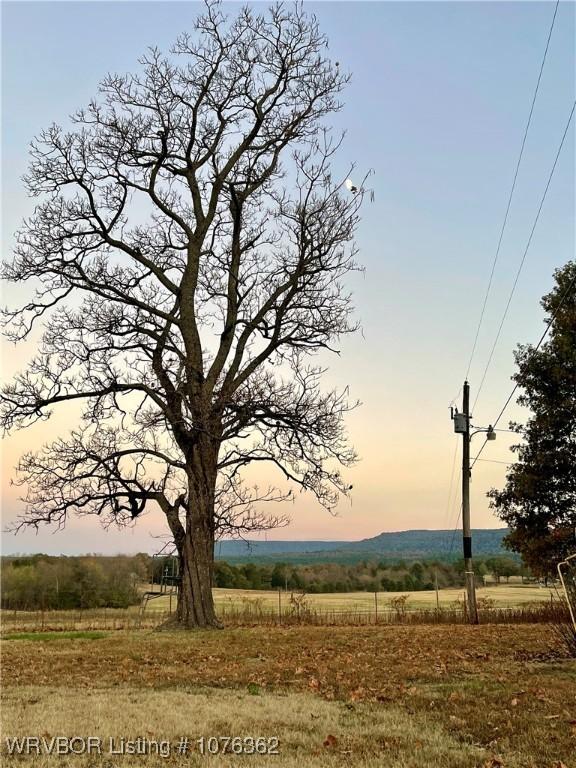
xmin=277 ymin=589 xmax=282 ymax=625
xmin=374 ymin=592 xmax=378 ymax=624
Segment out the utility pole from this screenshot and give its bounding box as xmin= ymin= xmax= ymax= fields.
xmin=461 ymin=381 xmax=478 ymax=624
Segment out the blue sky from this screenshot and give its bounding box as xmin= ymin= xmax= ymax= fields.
xmin=1 ymin=1 xmax=574 ymax=554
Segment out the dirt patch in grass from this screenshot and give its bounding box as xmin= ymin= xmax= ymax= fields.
xmin=1 ymin=623 xmax=575 ymax=766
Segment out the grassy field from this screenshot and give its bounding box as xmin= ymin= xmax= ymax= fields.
xmin=137 ymin=584 xmax=556 ymax=611
xmin=0 ymin=584 xmax=559 ymax=634
xmin=222 ymin=583 xmax=555 ymax=608
xmin=1 ymin=623 xmax=575 ymax=767
xmin=144 ymin=583 xmax=557 ymax=612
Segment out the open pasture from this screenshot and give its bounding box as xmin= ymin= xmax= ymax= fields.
xmin=0 ymin=584 xmax=559 ymax=634
xmin=146 ymin=583 xmax=557 ymax=612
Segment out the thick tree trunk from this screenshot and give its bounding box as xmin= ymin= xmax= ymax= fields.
xmin=176 ymin=523 xmax=220 ymax=628
xmin=175 ymin=444 xmax=222 ymax=629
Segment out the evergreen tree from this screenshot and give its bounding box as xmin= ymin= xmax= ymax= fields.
xmin=488 ymin=262 xmax=576 ymax=577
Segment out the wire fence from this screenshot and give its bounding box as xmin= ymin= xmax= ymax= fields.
xmin=0 ymin=598 xmax=568 ymax=633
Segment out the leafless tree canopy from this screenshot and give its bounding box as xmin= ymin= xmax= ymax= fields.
xmin=2 ymin=2 xmax=365 ymax=626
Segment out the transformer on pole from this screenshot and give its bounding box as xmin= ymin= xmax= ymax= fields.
xmin=450 ymin=382 xmax=497 ymax=625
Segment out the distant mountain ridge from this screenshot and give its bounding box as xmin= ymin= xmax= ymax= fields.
xmin=216 ymin=528 xmax=509 ymax=562
xmin=216 ymin=540 xmax=344 ymax=555
xmin=343 ymin=529 xmax=507 ymax=555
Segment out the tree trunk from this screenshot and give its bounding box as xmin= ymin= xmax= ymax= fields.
xmin=175 ymin=446 xmax=222 ymax=629
xmin=177 ymin=524 xmax=220 ymax=628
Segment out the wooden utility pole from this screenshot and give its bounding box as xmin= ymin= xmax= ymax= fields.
xmin=462 ymin=381 xmax=478 ymax=624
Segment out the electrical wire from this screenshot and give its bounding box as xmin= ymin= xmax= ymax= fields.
xmin=472 ymin=265 xmax=576 ymax=468
xmin=448 ymin=268 xmax=576 ymax=554
xmin=472 ymin=99 xmax=576 ymax=414
xmin=463 ymin=0 xmax=561 ymax=384
xmin=448 ymin=502 xmax=463 ymax=558
xmin=444 ymin=437 xmax=459 ymax=523
xmin=446 ymin=0 xmax=563 ymax=557
xmin=443 ymin=436 xmax=462 ymax=554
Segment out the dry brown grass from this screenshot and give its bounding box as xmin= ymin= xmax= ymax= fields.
xmin=1 ymin=685 xmax=487 ymax=767
xmin=0 ymin=584 xmax=563 ymax=634
xmin=1 ymin=624 xmax=575 ymax=767
xmin=211 ymin=584 xmax=556 ymax=609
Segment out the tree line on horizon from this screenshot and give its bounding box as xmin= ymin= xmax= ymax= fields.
xmin=0 ymin=553 xmax=530 ymax=610
xmin=213 ymin=556 xmax=528 ymax=592
xmin=0 ymin=555 xmax=148 ymax=611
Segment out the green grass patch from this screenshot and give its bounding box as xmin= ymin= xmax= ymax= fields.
xmin=3 ymin=631 xmax=108 ymax=642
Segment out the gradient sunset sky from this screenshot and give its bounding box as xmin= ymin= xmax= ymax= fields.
xmin=1 ymin=1 xmax=574 ymax=555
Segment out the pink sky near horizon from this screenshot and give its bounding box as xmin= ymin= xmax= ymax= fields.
xmin=1 ymin=337 xmax=515 ymax=555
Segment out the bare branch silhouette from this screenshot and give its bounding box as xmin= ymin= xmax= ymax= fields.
xmin=2 ymin=1 xmax=365 ymax=628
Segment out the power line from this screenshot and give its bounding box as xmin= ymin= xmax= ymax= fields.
xmin=450 ymin=97 xmax=574 ymax=546
xmin=492 ymin=265 xmax=576 ymax=428
xmin=461 ymin=267 xmax=576 ymax=553
xmin=472 ymin=266 xmax=576 ymax=468
xmin=444 ymin=436 xmax=459 ymax=525
xmin=464 ymin=0 xmax=561 ymax=383
xmin=449 ymin=267 xmax=575 ymax=549
xmin=470 ymin=438 xmax=489 ymax=470
xmin=447 ymin=0 xmax=563 ymax=557
xmin=443 ymin=435 xmax=461 ymax=553
xmin=446 ymin=464 xmax=463 ymax=554
xmin=448 ymin=502 xmax=463 ymax=557
xmin=472 ymin=98 xmax=576 ymax=414
xmin=449 ymin=387 xmax=462 ymax=409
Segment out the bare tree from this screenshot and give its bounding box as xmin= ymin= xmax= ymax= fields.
xmin=2 ymin=1 xmax=365 ymax=628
